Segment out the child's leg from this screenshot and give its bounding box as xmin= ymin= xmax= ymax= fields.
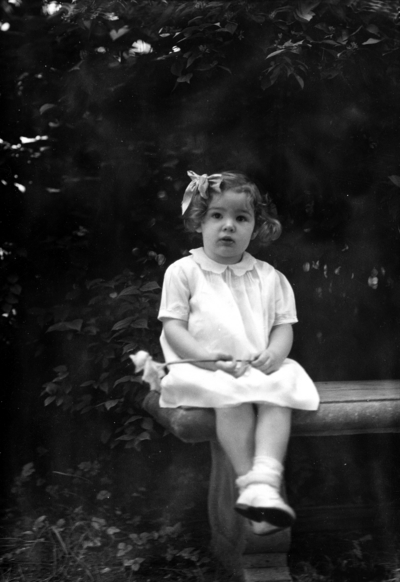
xmin=214 ymin=404 xmax=255 ymax=476
xmin=235 ymin=405 xmax=295 ymax=528
xmin=254 ymin=404 xmax=291 ymax=464
xmin=215 ymin=405 xmax=281 ymax=537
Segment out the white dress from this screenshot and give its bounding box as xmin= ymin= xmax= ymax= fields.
xmin=158 ymin=247 xmax=319 ymax=411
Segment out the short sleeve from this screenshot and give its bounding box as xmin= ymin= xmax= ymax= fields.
xmin=158 ymin=262 xmax=190 ymax=322
xmin=273 ymin=270 xmax=298 ymax=326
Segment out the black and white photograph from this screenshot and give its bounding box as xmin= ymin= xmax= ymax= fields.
xmin=1 ymin=1 xmax=400 ymax=581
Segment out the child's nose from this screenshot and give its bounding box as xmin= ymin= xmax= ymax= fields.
xmin=223 ymin=219 xmax=235 ymax=230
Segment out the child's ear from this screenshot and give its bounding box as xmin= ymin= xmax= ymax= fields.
xmin=195 ymin=225 xmax=203 ymax=234
xmin=251 ymin=228 xmax=258 ymax=240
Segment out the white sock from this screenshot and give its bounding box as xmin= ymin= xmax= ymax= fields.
xmin=252 ymin=455 xmax=283 ymax=476
xmin=236 ymin=456 xmax=284 ymax=494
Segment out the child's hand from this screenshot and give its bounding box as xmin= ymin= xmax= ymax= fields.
xmin=251 ymin=349 xmax=283 ymax=375
xmin=214 ymin=353 xmax=246 ymax=378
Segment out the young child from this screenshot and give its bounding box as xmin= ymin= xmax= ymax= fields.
xmin=158 ymin=170 xmax=319 ymax=535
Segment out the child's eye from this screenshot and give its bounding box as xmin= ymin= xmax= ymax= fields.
xmin=237 ymin=215 xmax=248 ymax=222
xmin=211 ymin=212 xmax=222 ymax=219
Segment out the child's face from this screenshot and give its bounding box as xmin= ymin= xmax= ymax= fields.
xmin=196 ymin=189 xmax=256 ymax=264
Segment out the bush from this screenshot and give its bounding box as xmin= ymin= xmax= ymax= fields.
xmin=40 ymin=268 xmax=164 ymax=449
xmin=0 ymin=460 xmax=219 ymax=582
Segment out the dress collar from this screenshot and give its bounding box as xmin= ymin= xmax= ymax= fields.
xmin=189 ymin=247 xmax=257 ymax=275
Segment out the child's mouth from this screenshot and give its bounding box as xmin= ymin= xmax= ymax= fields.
xmin=220 ymin=237 xmax=234 ymax=243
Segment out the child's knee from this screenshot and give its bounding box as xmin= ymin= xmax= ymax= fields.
xmin=215 ymin=403 xmax=254 ymax=420
xmin=257 ymin=403 xmax=291 ymax=416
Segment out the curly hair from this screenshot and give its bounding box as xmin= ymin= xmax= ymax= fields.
xmin=183 ymin=171 xmax=282 ymax=245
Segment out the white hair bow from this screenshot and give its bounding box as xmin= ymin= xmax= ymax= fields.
xmin=181 ymin=170 xmax=223 ymax=215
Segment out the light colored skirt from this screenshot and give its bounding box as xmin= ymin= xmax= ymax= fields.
xmin=159 ymin=358 xmax=319 ymax=410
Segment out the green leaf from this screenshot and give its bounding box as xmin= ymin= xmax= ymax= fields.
xmin=366 ymin=24 xmax=380 ymax=36
xmin=187 ymin=53 xmax=200 ymax=68
xmin=44 ymin=396 xmax=56 ymax=406
xmin=124 ymin=415 xmax=142 ymax=424
xmin=389 ymin=175 xmax=400 ymax=187
xmin=293 ymin=73 xmax=304 ymax=89
xmin=122 ymin=342 xmax=138 ymax=354
xmin=266 ymin=49 xmax=285 ymax=59
xmin=86 ymin=278 xmax=104 ymax=289
xmin=140 ymin=281 xmax=160 ymax=292
xmin=131 ymin=318 xmax=148 ymax=329
xmin=114 ymin=376 xmax=135 ymax=387
xmin=83 ymin=325 xmax=99 ymax=335
xmin=177 ymin=74 xmax=193 ymax=83
xmin=321 ymin=40 xmax=340 ymax=47
xmin=224 ymin=21 xmax=237 ymax=34
xmin=134 ymin=431 xmax=151 ymax=445
xmin=80 ymin=406 xmax=92 ymax=415
xmin=43 ymin=382 xmax=58 ymax=394
xmin=248 ymin=13 xmax=265 ymax=23
xmin=54 ymin=365 xmax=68 ymax=373
xmin=104 ymin=399 xmax=120 ymax=410
xmin=321 ymin=69 xmax=340 ymax=80
xmin=33 ymin=516 xmax=47 ymax=529
xmin=141 ymin=418 xmax=153 ymax=430
xmin=110 ymin=26 xmax=130 ymax=41
xmin=91 ymin=517 xmax=106 ymax=528
xmin=39 ymin=104 xmax=56 ymax=115
xmin=118 ymin=285 xmax=140 ymax=297
xmin=21 ymin=463 xmax=35 ymax=479
xmin=112 ymin=316 xmax=136 ymax=331
xmin=182 ymin=25 xmax=200 ymax=36
xmin=187 ymin=16 xmax=202 ymax=25
xmin=47 ymin=320 xmax=83 ymax=332
xmin=295 ymin=1 xmax=319 ymax=22
xmin=362 ymin=38 xmax=381 ymax=45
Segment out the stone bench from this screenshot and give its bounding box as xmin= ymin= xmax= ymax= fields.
xmin=142 ymin=380 xmax=400 ymax=582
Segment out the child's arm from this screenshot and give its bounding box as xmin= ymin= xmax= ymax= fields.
xmin=163 ymin=318 xmax=238 ymax=375
xmin=252 ymin=324 xmax=293 ymax=374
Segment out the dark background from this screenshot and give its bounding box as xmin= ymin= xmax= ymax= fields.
xmin=1 ymin=0 xmax=400 ymax=509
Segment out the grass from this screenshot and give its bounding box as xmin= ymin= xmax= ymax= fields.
xmin=0 ymin=510 xmax=231 ymax=582
xmin=0 ymin=459 xmax=232 ymax=582
xmin=1 ymin=459 xmax=400 ymax=581
xmin=290 ymin=530 xmax=400 ymax=582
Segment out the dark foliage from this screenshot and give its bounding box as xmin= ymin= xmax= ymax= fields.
xmin=1 ymin=1 xmax=400 ymax=471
